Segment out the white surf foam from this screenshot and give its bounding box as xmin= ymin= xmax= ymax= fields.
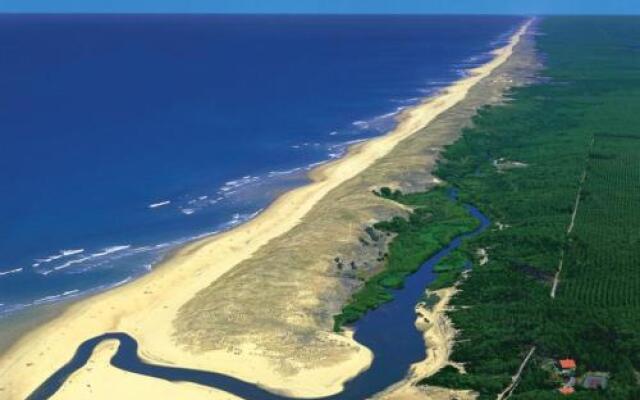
xmin=326 ymin=138 xmax=368 ymax=160
xmin=49 ymin=245 xmax=131 ymax=273
xmin=220 ymin=175 xmax=261 ymax=192
xmin=94 ymin=245 xmax=131 ymax=257
xmin=110 ymin=276 xmax=133 ymax=287
xmin=352 ymin=120 xmax=369 ymax=129
xmin=267 ymin=166 xmax=303 ymax=177
xmin=34 ymin=254 xmax=63 ymax=264
xmin=221 ymin=209 xmax=263 ymax=230
xmin=307 ymin=160 xmax=328 ymax=169
xmin=391 ymin=97 xmax=421 ymax=105
xmin=0 ymin=267 xmax=23 ymax=277
xmin=179 ymin=165 xmax=306 ymax=216
xmin=61 ymin=249 xmax=84 ymax=256
xmin=149 ymin=200 xmax=171 ymax=209
xmin=33 ymin=289 xmax=80 ymax=305
xmin=32 ymin=248 xmax=87 ymax=267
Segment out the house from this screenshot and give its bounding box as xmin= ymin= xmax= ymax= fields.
xmin=581 ymin=372 xmax=609 ymax=390
xmin=559 ymin=386 xmax=575 ymax=395
xmin=558 ymin=358 xmax=577 ymax=375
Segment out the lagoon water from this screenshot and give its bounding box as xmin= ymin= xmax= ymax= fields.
xmin=0 ymin=15 xmax=522 ymax=318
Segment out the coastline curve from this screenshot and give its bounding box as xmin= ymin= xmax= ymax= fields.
xmin=0 ymin=19 xmax=532 ymax=400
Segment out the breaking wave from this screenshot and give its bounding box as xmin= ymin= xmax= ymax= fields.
xmin=0 ymin=267 xmax=23 ymax=277
xmin=148 ymin=200 xmax=171 ymax=209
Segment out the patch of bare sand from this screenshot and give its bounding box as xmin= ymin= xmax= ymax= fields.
xmin=0 ymin=21 xmax=534 ymax=400
xmin=375 ymin=385 xmax=476 ymax=400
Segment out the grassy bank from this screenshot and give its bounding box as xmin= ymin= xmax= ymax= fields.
xmin=333 ymin=187 xmax=478 ymax=331
xmin=417 ymin=17 xmax=640 ymax=399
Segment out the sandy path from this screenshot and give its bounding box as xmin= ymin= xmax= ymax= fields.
xmin=496 ymin=346 xmax=536 ymax=400
xmin=551 ymin=136 xmax=593 ymax=298
xmin=0 ymin=20 xmax=531 ymax=400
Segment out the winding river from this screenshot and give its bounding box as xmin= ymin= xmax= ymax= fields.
xmin=27 ymin=198 xmax=490 ymax=400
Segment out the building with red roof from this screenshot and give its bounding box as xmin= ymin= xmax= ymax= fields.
xmin=559 ymin=359 xmax=577 ymax=370
xmin=559 ymin=386 xmax=575 ymax=395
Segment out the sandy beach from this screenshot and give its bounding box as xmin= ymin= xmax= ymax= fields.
xmin=0 ymin=20 xmax=531 ymax=400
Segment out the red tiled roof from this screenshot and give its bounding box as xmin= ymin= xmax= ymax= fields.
xmin=559 ymin=386 xmax=575 ymax=395
xmin=559 ymin=359 xmax=576 ymax=369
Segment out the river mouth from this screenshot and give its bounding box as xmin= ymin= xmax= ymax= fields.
xmin=27 ymin=200 xmax=490 ymax=400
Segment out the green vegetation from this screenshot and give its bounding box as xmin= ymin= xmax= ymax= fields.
xmin=373 ymin=186 xmax=403 ymax=201
xmin=433 ymin=250 xmax=467 ymax=274
xmin=333 ymin=16 xmax=640 ymax=398
xmin=333 ymin=187 xmax=478 ymax=331
xmin=430 ymin=249 xmax=469 ymax=290
xmin=426 ymin=365 xmax=512 ymax=397
xmin=417 ymin=17 xmax=640 ymax=399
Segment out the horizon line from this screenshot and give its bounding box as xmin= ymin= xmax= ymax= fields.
xmin=0 ymin=11 xmax=639 ymax=16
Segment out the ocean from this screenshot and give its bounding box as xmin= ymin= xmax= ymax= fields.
xmin=0 ymin=14 xmax=523 ymax=319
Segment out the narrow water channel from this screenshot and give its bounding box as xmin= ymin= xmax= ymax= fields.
xmin=27 ymin=199 xmax=490 ymax=400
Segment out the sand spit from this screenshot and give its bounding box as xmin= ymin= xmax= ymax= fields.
xmin=374 ymin=287 xmax=467 ymax=400
xmin=50 ymin=340 xmax=243 ymax=400
xmin=416 ymin=288 xmax=460 ymax=380
xmin=0 ymin=21 xmax=532 ymax=400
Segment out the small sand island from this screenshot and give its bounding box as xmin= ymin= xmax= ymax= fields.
xmin=0 ymin=20 xmax=533 ymax=400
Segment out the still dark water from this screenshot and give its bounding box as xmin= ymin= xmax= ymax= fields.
xmin=27 ymin=201 xmax=491 ymax=400
xmin=0 ymin=14 xmax=521 ymax=318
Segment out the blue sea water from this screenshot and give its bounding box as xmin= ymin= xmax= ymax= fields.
xmin=0 ymin=15 xmax=523 ymax=317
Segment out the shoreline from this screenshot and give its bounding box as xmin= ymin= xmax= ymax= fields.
xmin=0 ymin=26 xmax=505 ymax=333
xmin=375 ymin=286 xmax=472 ymax=400
xmin=0 ymin=22 xmax=508 ymax=325
xmin=0 ymin=20 xmax=531 ymax=400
